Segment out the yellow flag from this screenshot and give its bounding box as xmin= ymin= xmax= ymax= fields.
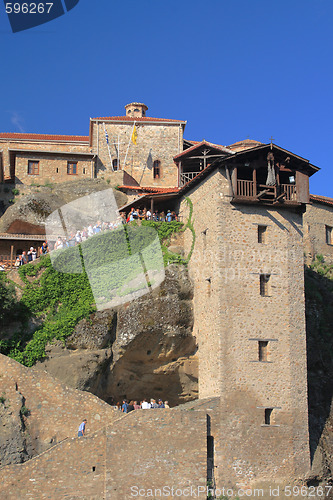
xmin=131 ymin=125 xmax=138 ymax=145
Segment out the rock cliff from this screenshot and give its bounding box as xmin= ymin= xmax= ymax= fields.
xmin=0 ymin=179 xmax=127 ymax=234
xmin=34 ymin=264 xmax=198 ymax=407
xmin=304 ymin=265 xmax=333 ymax=486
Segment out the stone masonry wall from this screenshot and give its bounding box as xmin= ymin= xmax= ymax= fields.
xmin=15 ymin=152 xmax=93 ymax=185
xmin=304 ymin=201 xmax=333 ymax=264
xmin=92 ymin=121 xmax=183 ymax=188
xmin=179 ymin=169 xmax=225 ymax=398
xmin=0 ymin=138 xmax=91 ymax=181
xmin=0 ymin=428 xmax=108 ymax=499
xmin=0 ymin=354 xmax=119 ymax=457
xmin=105 ymin=409 xmax=207 ymax=499
xmin=0 ymin=409 xmax=207 ymax=500
xmin=179 ymin=167 xmax=310 ymax=486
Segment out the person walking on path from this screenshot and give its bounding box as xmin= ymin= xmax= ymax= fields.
xmin=78 ymin=419 xmax=87 ymax=437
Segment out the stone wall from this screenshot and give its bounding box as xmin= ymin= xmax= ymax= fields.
xmin=0 ymin=138 xmax=91 ymax=182
xmin=304 ymin=201 xmax=333 ymax=264
xmin=105 ymin=409 xmax=207 ymax=499
xmin=15 ymin=152 xmax=93 ymax=185
xmin=0 ymin=406 xmax=207 ymax=499
xmin=0 ymin=354 xmax=119 ymax=460
xmin=91 ymin=121 xmax=183 ymax=188
xmin=179 ymin=166 xmax=310 ymax=486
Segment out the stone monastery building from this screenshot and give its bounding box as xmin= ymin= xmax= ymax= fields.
xmin=0 ymin=103 xmax=333 ymax=492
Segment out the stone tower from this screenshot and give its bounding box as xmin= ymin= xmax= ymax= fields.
xmin=178 ymin=144 xmax=318 ymax=489
xmin=124 ymin=102 xmax=148 ymax=117
xmin=89 ymin=103 xmax=186 ymax=188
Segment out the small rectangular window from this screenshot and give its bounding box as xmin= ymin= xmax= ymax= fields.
xmin=83 ymin=168 xmax=86 ymax=174
xmin=67 ymin=162 xmax=77 ymax=175
xmin=326 ymin=225 xmax=332 ymax=245
xmin=265 ymin=408 xmax=273 ymax=425
xmin=258 ymin=225 xmax=267 ymax=244
xmin=153 ymin=160 xmax=161 ymax=179
xmin=260 ymin=274 xmax=270 ymax=297
xmin=28 ymin=161 xmax=39 ymax=175
xmin=258 ymin=341 xmax=268 ymax=361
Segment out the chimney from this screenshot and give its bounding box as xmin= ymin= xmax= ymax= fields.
xmin=125 ymin=102 xmax=148 ymax=118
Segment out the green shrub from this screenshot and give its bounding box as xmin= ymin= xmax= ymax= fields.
xmin=12 ymin=188 xmax=19 ymax=196
xmin=20 ymin=406 xmax=30 ymax=416
xmin=0 ymin=273 xmax=24 ymax=324
xmin=2 ymin=206 xmax=195 ymax=367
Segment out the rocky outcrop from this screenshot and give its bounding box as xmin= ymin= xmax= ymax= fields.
xmin=0 ymin=391 xmax=32 ymax=466
xmin=304 ymin=267 xmax=333 ymax=486
xmin=0 ymin=179 xmax=127 ymax=234
xmin=35 ymin=265 xmax=198 ymax=407
xmin=0 ymin=354 xmax=119 ymax=466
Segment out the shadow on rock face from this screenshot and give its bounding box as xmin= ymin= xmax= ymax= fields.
xmin=34 ymin=265 xmax=198 ymax=407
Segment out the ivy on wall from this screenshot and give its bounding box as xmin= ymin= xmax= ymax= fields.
xmin=0 ymin=198 xmax=196 ymax=367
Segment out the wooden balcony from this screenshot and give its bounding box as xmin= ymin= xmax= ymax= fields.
xmin=180 ymin=171 xmax=200 ymax=187
xmin=280 ymin=184 xmax=297 ymax=201
xmin=234 ymin=180 xmax=298 ymax=205
xmin=237 ymin=179 xmax=255 ymax=198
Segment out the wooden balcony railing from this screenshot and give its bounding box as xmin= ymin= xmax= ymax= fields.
xmin=236 ymin=179 xmax=254 ymax=197
xmin=280 ymin=184 xmax=296 ymax=201
xmin=180 ymin=172 xmax=199 ymax=187
xmin=235 ymin=180 xmax=297 ymax=202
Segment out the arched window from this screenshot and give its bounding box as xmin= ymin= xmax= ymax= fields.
xmin=112 ymin=159 xmax=120 ymax=171
xmin=153 ymin=160 xmax=161 ymax=179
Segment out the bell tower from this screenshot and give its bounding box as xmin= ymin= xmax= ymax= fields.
xmin=124 ymin=102 xmax=148 ymax=118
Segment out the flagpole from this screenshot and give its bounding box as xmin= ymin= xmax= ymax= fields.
xmin=123 ymin=120 xmax=136 ymax=169
xmin=103 ymin=122 xmax=114 ymax=171
xmin=117 ymin=134 xmax=120 ymax=170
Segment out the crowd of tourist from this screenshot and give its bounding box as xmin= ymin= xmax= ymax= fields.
xmin=52 ymin=207 xmax=179 ymax=250
xmin=11 ymin=241 xmax=49 ymax=268
xmin=2 ymin=206 xmax=180 ymax=268
xmin=117 ymin=398 xmax=170 ymax=413
xmin=124 ymin=208 xmax=179 ymax=223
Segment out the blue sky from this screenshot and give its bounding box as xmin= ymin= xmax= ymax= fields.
xmin=0 ymin=0 xmax=332 ymax=196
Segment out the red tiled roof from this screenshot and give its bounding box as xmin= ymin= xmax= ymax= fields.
xmin=0 ymin=132 xmax=89 ymax=142
xmin=186 ymin=139 xmax=228 ymax=149
xmin=228 ymin=139 xmax=263 ymax=151
xmin=310 ymin=194 xmax=333 ymax=207
xmin=174 ymin=140 xmax=232 ymax=160
xmin=91 ymin=116 xmax=186 ymax=123
xmin=118 ymin=185 xmax=179 ymax=194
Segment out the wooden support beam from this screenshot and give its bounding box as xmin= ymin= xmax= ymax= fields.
xmin=274 ymin=192 xmax=286 ymax=203
xmin=253 ymin=169 xmax=257 ymax=197
xmin=256 ymin=189 xmax=271 ymax=199
xmin=10 ymin=245 xmax=14 ymax=268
